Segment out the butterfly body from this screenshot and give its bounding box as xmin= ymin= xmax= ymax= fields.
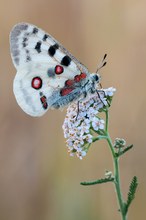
xmin=10 ymin=23 xmax=100 ymax=116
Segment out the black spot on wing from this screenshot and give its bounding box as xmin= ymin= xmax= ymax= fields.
xmin=35 ymin=41 xmax=41 ymax=53
xmin=48 ymin=44 xmax=59 ymax=56
xmin=26 ymin=49 xmax=31 ymax=62
xmin=32 ymin=27 xmax=38 ymax=34
xmin=61 ymin=55 xmax=71 ymax=66
xmin=26 ymin=49 xmax=29 ymax=54
xmin=43 ymin=34 xmax=48 ymax=41
xmin=22 ymin=37 xmax=28 ymax=47
xmin=26 ymin=55 xmax=31 ymax=62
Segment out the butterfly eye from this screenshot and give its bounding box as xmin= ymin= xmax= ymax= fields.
xmin=94 ymin=75 xmax=99 ymax=81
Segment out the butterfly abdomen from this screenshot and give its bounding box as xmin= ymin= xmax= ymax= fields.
xmin=49 ymin=74 xmax=98 ymax=109
xmin=50 ymin=88 xmax=83 ymax=109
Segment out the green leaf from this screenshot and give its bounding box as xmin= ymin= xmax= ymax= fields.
xmin=80 ymin=177 xmax=114 ymax=186
xmin=117 ymin=144 xmax=133 ymax=157
xmin=125 ymin=176 xmax=138 ymax=214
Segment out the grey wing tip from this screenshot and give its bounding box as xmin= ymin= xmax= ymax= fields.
xmin=10 ymin=22 xmax=30 ymax=68
xmin=10 ymin=22 xmax=29 ymax=41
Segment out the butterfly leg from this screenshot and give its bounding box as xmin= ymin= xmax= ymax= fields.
xmin=96 ymin=90 xmax=110 ymax=107
xmin=75 ymin=101 xmax=80 ymax=121
xmin=75 ymin=90 xmax=88 ymax=120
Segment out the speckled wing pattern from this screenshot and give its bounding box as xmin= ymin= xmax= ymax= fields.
xmin=10 ymin=23 xmax=90 ymax=116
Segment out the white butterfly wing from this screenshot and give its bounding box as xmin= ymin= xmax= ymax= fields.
xmin=10 ymin=23 xmax=89 ymax=116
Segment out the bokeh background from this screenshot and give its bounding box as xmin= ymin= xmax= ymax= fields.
xmin=0 ymin=0 xmax=146 ymax=219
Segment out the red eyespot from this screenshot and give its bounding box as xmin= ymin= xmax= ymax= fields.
xmin=74 ymin=75 xmax=81 ymax=82
xmin=40 ymin=96 xmax=46 ymax=103
xmin=31 ymin=77 xmax=42 ymax=89
xmin=80 ymin=72 xmax=86 ymax=79
xmin=55 ymin=65 xmax=64 ymax=74
xmin=60 ymin=88 xmax=74 ymax=96
xmin=40 ymin=95 xmax=48 ymax=109
xmin=43 ymin=102 xmax=48 ymax=109
xmin=74 ymin=73 xmax=86 ymax=82
xmin=65 ymin=79 xmax=74 ymax=87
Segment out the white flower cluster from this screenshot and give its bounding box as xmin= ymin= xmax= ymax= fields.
xmin=62 ymin=87 xmax=116 ymax=159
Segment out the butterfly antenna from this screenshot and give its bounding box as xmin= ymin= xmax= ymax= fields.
xmin=96 ymin=54 xmax=107 ymax=73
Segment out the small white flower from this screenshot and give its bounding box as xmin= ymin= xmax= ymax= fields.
xmin=83 ymin=134 xmax=93 ymax=143
xmin=77 ymin=150 xmax=87 ymax=160
xmin=91 ymin=117 xmax=105 ymax=131
xmin=87 ymin=107 xmax=98 ymax=118
xmin=104 ymin=87 xmax=116 ymax=97
xmin=99 ymin=119 xmax=105 ymax=130
xmin=79 ymin=125 xmax=90 ymax=136
xmin=73 ymin=140 xmax=82 ymax=149
xmin=69 ymin=152 xmax=75 ymax=157
xmin=92 ymin=117 xmax=99 ymax=131
xmin=66 ymin=139 xmax=74 ymax=147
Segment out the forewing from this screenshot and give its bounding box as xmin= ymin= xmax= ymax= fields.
xmin=10 ymin=22 xmax=89 ymax=74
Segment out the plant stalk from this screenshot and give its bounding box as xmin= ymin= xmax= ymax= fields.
xmin=105 ymin=109 xmax=127 ymax=220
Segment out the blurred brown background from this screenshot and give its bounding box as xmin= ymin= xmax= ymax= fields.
xmin=0 ymin=0 xmax=146 ymax=219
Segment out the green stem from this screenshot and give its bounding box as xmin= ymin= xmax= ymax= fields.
xmin=105 ymin=109 xmax=127 ymax=220
xmin=107 ymin=135 xmax=127 ymax=220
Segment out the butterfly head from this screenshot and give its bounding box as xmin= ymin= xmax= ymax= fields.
xmin=93 ymin=73 xmax=100 ymax=82
xmin=90 ymin=73 xmax=101 ymax=84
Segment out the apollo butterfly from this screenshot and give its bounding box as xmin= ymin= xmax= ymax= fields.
xmin=10 ymin=23 xmax=106 ymax=116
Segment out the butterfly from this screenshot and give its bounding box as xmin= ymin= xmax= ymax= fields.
xmin=10 ymin=23 xmax=106 ymax=117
